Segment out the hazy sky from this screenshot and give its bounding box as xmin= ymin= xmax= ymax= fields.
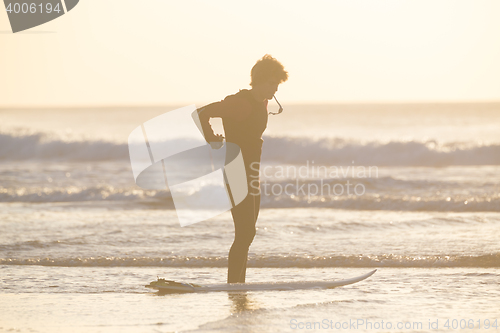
xmin=1 ymin=0 xmax=500 ymax=106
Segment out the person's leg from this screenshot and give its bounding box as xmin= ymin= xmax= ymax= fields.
xmin=235 ymin=192 xmax=261 ymax=282
xmin=227 ymin=193 xmax=257 ymax=283
xmin=227 ymin=150 xmax=261 ymax=283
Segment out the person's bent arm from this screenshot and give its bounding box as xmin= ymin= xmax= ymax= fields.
xmin=196 ymin=94 xmax=252 ymax=143
xmin=197 ymin=103 xmax=222 ymax=143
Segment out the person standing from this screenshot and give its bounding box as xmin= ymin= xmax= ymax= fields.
xmin=197 ymin=54 xmax=288 ymax=283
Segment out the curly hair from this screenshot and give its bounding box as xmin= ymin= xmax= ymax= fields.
xmin=250 ymin=54 xmax=288 ymax=87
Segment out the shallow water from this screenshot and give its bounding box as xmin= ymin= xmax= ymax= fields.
xmin=1 ymin=204 xmax=499 ymax=332
xmin=1 ymin=266 xmax=499 ymax=333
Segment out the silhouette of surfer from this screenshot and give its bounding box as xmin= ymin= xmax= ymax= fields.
xmin=197 ymin=55 xmax=288 ymax=283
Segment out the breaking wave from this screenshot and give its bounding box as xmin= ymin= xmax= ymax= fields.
xmin=1 ymin=129 xmax=500 ymax=166
xmin=1 ymin=253 xmax=498 ymax=268
xmin=1 ymin=178 xmax=498 ymax=211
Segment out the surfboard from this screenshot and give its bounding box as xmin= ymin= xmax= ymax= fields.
xmin=145 ymin=269 xmax=376 ymax=294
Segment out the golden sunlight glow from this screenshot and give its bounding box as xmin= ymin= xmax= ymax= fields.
xmin=1 ymin=0 xmax=499 ymax=106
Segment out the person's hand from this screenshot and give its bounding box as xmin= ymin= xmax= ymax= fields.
xmin=209 ymin=134 xmax=224 ymax=149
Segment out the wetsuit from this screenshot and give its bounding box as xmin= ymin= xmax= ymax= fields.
xmin=198 ymin=89 xmax=268 ymax=283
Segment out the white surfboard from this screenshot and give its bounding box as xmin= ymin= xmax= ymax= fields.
xmin=145 ymin=269 xmax=376 ymax=293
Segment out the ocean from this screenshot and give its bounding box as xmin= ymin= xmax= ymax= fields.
xmin=0 ymin=103 xmax=499 ymax=332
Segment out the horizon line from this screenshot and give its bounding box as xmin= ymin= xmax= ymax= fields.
xmin=2 ymin=99 xmax=500 ymax=109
